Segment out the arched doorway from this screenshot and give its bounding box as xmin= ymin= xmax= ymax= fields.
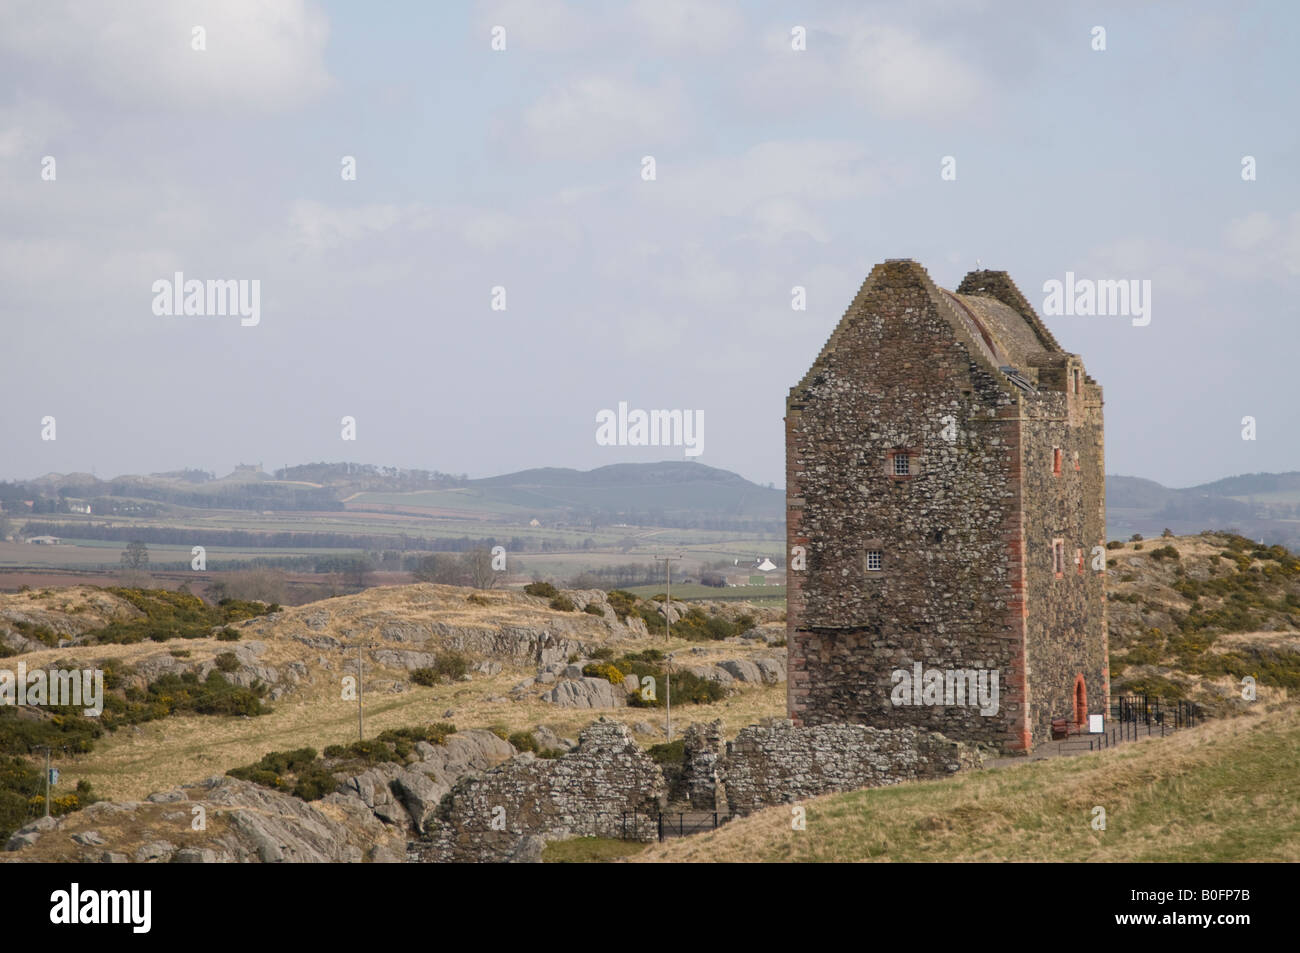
xmin=1073 ymin=674 xmax=1087 ymax=726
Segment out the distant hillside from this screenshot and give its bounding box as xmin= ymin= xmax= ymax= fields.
xmin=1104 ymin=532 xmax=1300 ymax=714
xmin=1108 ymin=472 xmax=1300 ymax=551
xmin=7 ymin=461 xmax=1300 ymax=545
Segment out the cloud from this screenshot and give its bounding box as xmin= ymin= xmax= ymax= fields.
xmin=0 ymin=0 xmax=332 ymax=113
xmin=748 ymin=17 xmax=991 ymax=121
xmin=285 ymin=200 xmax=434 ymax=256
xmin=520 ymin=74 xmax=690 ymax=158
xmin=1224 ymin=211 xmax=1300 ymax=277
xmin=626 ymin=0 xmax=745 ymax=54
xmin=652 ymin=140 xmax=894 ymax=232
xmin=473 ymin=0 xmax=598 ymax=53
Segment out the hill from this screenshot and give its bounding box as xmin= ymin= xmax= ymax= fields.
xmin=1103 ymin=532 xmax=1300 ymax=713
xmin=1108 ymin=472 xmax=1300 ymax=551
xmin=632 ymin=701 xmax=1300 ymax=862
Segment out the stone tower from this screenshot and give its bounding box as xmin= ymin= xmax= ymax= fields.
xmin=785 ymin=259 xmax=1108 ymax=754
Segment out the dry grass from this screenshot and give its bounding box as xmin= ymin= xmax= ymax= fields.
xmin=635 ymin=702 xmax=1300 ymax=863
xmin=3 ymin=583 xmax=788 ymax=801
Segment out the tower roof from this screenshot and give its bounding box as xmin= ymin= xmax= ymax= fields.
xmin=791 ymin=259 xmax=1070 ymax=404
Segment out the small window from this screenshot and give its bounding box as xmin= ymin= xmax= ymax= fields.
xmin=1072 ymin=368 xmax=1080 ymax=394
xmin=1053 ymin=539 xmax=1065 ymax=576
xmin=866 ymin=550 xmax=883 ymax=572
xmin=1053 ymin=448 xmax=1062 ymax=476
xmin=893 ymin=454 xmax=910 ymax=476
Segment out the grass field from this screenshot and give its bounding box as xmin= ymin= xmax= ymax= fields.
xmin=633 ymin=702 xmax=1300 ymax=862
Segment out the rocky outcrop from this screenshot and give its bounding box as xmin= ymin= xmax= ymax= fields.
xmin=542 ymin=676 xmax=627 ymax=709
xmin=2 ymin=728 xmax=515 ymax=862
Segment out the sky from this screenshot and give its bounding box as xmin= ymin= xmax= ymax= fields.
xmin=2 ymin=0 xmax=1297 ymax=489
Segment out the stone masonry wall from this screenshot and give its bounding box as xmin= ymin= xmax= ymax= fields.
xmin=1020 ymin=386 xmax=1109 ymax=746
xmin=421 ymin=719 xmax=665 ymax=863
xmin=786 ymin=260 xmax=1030 ymax=750
xmin=722 ymin=721 xmax=982 ymax=817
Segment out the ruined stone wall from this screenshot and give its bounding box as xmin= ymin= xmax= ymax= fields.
xmin=722 ymin=721 xmax=981 ymax=816
xmin=681 ymin=720 xmax=727 ymax=811
xmin=1020 ymin=383 xmax=1109 ymax=746
xmin=421 ymin=720 xmax=665 ymax=863
xmin=786 ymin=260 xmax=1029 ymax=750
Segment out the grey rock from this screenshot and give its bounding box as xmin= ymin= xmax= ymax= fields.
xmin=390 ymin=769 xmax=444 ymax=834
xmin=302 ymin=609 xmax=330 ymax=630
xmin=718 ymin=659 xmax=763 ymax=683
xmin=172 ymin=847 xmax=217 ymax=863
xmin=101 ymin=851 xmax=129 ymax=863
xmin=753 ymin=657 xmax=787 ymax=684
xmin=506 ymin=835 xmax=547 ymax=863
xmin=685 ymin=664 xmax=733 ymax=686
xmin=367 ymin=844 xmax=403 ymax=863
xmin=71 ymin=830 xmax=106 ymax=846
xmin=542 ymin=677 xmax=626 ymax=709
xmin=135 ymin=841 xmax=176 ymax=863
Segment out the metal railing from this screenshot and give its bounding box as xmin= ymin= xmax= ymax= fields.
xmin=621 ymin=810 xmax=729 ymax=842
xmin=1054 ymin=694 xmax=1201 ymax=754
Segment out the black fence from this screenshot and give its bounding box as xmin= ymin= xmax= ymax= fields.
xmin=1054 ymin=694 xmax=1201 ymax=753
xmin=621 ymin=811 xmax=729 ymax=842
xmin=1110 ymin=693 xmax=1199 ymax=730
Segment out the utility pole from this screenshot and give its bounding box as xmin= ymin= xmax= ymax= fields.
xmin=35 ymin=745 xmax=62 ymax=818
xmin=353 ymin=641 xmax=377 ymax=741
xmin=652 ymin=554 xmax=683 ymax=742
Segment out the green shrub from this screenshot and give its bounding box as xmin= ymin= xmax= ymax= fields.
xmin=466 ymin=592 xmax=491 ymax=606
xmin=1149 ymin=545 xmax=1180 ymax=561
xmin=487 ymin=724 xmax=510 ymax=741
xmin=582 ymin=662 xmax=624 ymax=684
xmin=583 ymin=603 xmax=605 ymax=616
xmin=549 ymin=595 xmax=576 ymax=612
xmin=216 ymin=627 xmax=241 ymax=642
xmin=606 ymin=590 xmax=638 ymax=621
xmin=1107 ymin=540 xmax=1124 ymax=550
xmin=215 ymin=652 xmax=239 ymax=673
xmin=410 ymin=653 xmax=470 ymax=685
xmin=524 ymin=582 xmax=557 ymax=598
xmin=85 ymin=588 xmax=273 ymax=645
xmin=508 ymin=731 xmax=538 ymax=753
xmin=590 ymin=646 xmax=615 ymax=661
xmin=647 ymin=739 xmax=684 ymax=764
xmin=292 ymin=765 xmax=340 ymax=801
xmin=434 ymin=651 xmax=470 ymax=682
